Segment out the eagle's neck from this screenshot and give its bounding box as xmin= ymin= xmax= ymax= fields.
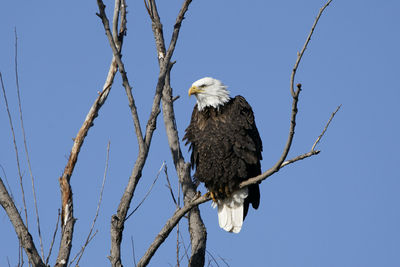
xmin=196 ymin=86 xmax=230 ymax=111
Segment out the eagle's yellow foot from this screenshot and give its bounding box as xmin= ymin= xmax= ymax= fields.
xmin=205 ymin=191 xmax=217 ymax=203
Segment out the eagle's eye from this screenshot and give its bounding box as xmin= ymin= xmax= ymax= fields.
xmin=199 ymin=84 xmax=206 ymax=88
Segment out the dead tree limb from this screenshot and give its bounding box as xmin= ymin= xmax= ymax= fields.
xmin=290 ymin=0 xmax=332 ymax=97
xmin=161 ymin=64 xmax=207 ymax=267
xmin=137 ymin=193 xmax=208 ymax=267
xmin=55 ymin=2 xmax=127 ymax=266
xmin=144 ymin=0 xmax=207 ymax=265
xmin=0 ymin=177 xmax=45 ymax=267
xmin=94 ymin=0 xmax=196 ymax=265
xmin=240 ymin=0 xmax=334 ymax=187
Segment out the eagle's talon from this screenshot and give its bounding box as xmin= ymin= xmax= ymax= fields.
xmin=206 ymin=191 xmax=217 ymax=203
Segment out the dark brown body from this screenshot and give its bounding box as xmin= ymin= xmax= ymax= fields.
xmin=184 ymin=96 xmax=262 ymax=218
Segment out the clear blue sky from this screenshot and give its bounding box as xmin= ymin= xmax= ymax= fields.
xmin=1 ymin=0 xmax=399 ymax=266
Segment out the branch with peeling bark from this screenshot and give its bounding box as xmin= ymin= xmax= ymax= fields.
xmin=55 ymin=2 xmax=127 ymax=266
xmin=0 ymin=177 xmax=45 ymax=267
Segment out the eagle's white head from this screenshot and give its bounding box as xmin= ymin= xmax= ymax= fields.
xmin=188 ymin=77 xmax=230 ymax=111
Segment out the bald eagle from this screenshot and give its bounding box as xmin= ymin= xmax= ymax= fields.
xmin=184 ymin=77 xmax=262 ymax=233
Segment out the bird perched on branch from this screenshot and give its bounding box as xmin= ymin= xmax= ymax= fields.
xmin=184 ymin=77 xmax=262 ymax=233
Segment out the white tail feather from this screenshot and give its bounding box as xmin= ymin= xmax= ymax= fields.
xmin=214 ymin=188 xmax=248 ymax=233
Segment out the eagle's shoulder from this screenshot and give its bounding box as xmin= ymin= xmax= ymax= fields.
xmin=229 ymin=95 xmax=256 ymax=125
xmin=229 ymin=95 xmax=263 ymax=158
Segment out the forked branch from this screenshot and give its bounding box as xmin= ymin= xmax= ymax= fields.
xmin=145 ymin=0 xmax=207 ymax=265
xmin=55 ymin=2 xmax=127 ymax=266
xmin=241 ymin=0 xmax=334 ymax=188
xmin=95 ymin=0 xmax=197 ymax=266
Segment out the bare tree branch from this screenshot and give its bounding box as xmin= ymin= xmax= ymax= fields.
xmin=205 ymin=250 xmax=220 ymax=267
xmin=0 ymin=177 xmax=45 ymax=267
xmin=178 ymin=230 xmax=190 ymax=264
xmin=241 ymin=0 xmax=333 ymax=188
xmin=95 ymin=0 xmax=197 ymax=265
xmin=131 ymin=236 xmax=137 ymax=267
xmin=218 ymin=255 xmax=230 ymax=267
xmin=144 ymin=0 xmax=207 ymax=265
xmin=70 ymin=141 xmax=111 ymax=267
xmin=312 ymin=104 xmax=341 ymax=151
xmin=241 ymin=103 xmax=340 ymax=187
xmin=94 ymin=1 xmax=159 ymax=265
xmin=164 ymin=165 xmax=178 ymax=208
xmin=137 ymin=193 xmax=208 ymax=267
xmin=290 ymin=0 xmax=333 ymax=97
xmin=139 ymin=129 xmax=339 ymax=265
xmin=96 ymin=0 xmax=145 ymax=150
xmin=45 ymin=210 xmax=60 ymax=266
xmin=239 ymin=83 xmax=302 ymax=188
xmin=125 ymin=162 xmax=165 ymax=221
xmin=55 ymin=2 xmax=127 ymax=266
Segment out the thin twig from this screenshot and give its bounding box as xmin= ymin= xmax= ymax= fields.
xmin=0 ymin=72 xmax=29 ymax=229
xmin=176 ymin=220 xmax=180 ymax=267
xmin=14 ymin=28 xmax=45 ymax=260
xmin=164 ymin=164 xmax=178 ymax=207
xmin=131 ymin=236 xmax=137 ymax=267
xmin=281 ymin=150 xmax=320 ymax=168
xmin=125 ymin=162 xmax=165 ymax=221
xmin=68 ymin=230 xmax=98 ymax=267
xmin=179 ymin=230 xmax=190 ymax=263
xmin=205 ymin=250 xmax=220 ymax=267
xmin=72 ymin=141 xmax=111 ymax=266
xmin=45 ymin=210 xmax=60 ymax=265
xmin=241 ymin=102 xmax=340 ymax=188
xmin=218 ymin=255 xmax=230 ymax=267
xmin=312 ymin=104 xmax=341 ymax=151
xmin=143 ymin=0 xmax=151 ymax=17
xmin=240 ymin=0 xmax=333 ymax=188
xmin=239 ymin=82 xmax=301 ymax=187
xmin=290 ymin=0 xmax=333 ymax=97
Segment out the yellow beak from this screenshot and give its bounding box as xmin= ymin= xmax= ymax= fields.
xmin=188 ymin=86 xmax=204 ymax=96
